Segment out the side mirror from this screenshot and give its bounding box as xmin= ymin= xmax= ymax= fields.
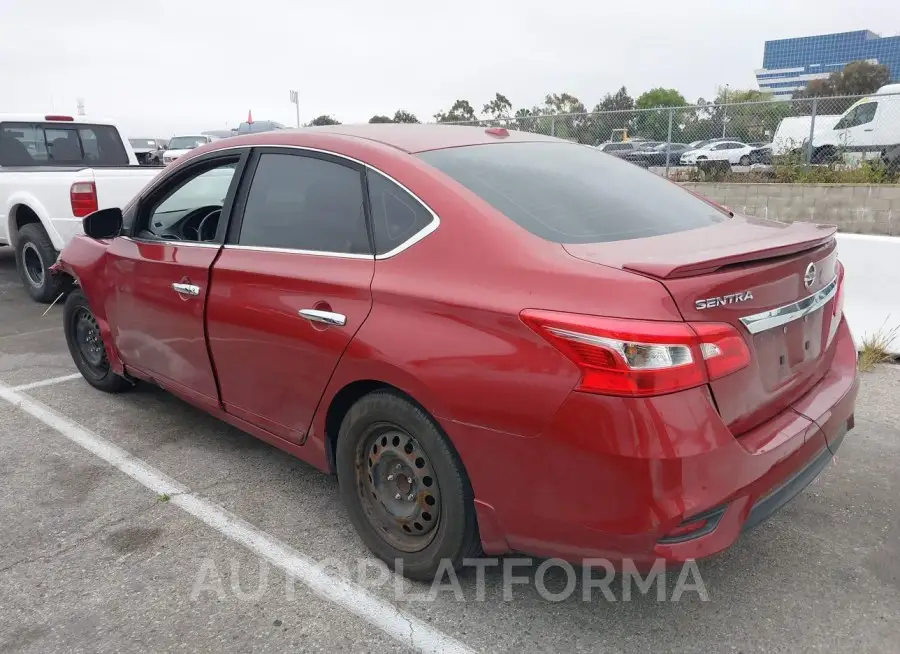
xmin=83 ymin=207 xmax=123 ymax=239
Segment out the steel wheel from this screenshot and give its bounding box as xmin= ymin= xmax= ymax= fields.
xmin=72 ymin=306 xmax=108 ymax=374
xmin=355 ymin=423 xmax=441 ymax=553
xmin=22 ymin=242 xmax=45 ymax=288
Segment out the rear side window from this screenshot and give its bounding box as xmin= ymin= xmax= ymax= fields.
xmin=237 ymin=152 xmax=370 ymax=255
xmin=366 ymin=170 xmax=434 ymax=255
xmin=0 ymin=122 xmax=129 ymax=166
xmin=417 ymin=142 xmax=729 ymax=243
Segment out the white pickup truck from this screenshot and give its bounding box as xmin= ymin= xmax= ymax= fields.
xmin=0 ymin=114 xmax=162 ymax=302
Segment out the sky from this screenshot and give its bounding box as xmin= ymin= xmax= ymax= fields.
xmin=1 ymin=0 xmax=897 ymax=138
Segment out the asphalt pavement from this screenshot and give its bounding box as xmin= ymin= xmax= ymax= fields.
xmin=0 ymin=245 xmax=897 ymax=653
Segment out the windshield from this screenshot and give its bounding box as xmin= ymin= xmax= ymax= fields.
xmin=129 ymin=139 xmax=157 ymax=149
xmin=167 ymin=136 xmax=208 ymax=150
xmin=417 ymin=142 xmax=730 ymax=244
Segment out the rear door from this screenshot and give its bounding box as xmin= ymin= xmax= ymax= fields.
xmin=206 ymin=148 xmax=374 ymax=444
xmin=105 ymin=150 xmax=249 ymax=411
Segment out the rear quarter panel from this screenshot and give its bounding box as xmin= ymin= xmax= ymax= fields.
xmin=309 ymin=159 xmax=683 ymax=460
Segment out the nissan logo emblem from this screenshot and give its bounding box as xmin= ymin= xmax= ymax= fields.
xmin=804 ymin=263 xmax=817 ymax=289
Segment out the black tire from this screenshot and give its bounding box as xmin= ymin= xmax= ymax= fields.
xmin=336 ymin=391 xmax=481 ymax=580
xmin=63 ymin=289 xmax=132 ymax=393
xmin=812 ymin=146 xmax=836 ymax=165
xmin=15 ymin=223 xmax=62 ymax=303
xmin=739 ymin=155 xmax=751 ymax=166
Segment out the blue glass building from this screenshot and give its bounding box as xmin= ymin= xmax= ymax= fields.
xmin=756 ymin=30 xmax=900 ymax=98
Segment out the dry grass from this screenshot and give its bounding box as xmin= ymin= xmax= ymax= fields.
xmin=858 ymin=320 xmax=900 ymax=372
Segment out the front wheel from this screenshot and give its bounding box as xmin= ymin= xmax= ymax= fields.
xmin=739 ymin=155 xmax=751 ymax=166
xmin=336 ymin=391 xmax=481 ymax=580
xmin=63 ymin=290 xmax=132 ymax=393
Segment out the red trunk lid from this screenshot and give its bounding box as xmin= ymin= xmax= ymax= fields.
xmin=564 ymin=217 xmax=842 ymax=434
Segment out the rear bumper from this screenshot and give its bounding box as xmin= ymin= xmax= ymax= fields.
xmin=451 ymin=317 xmax=859 ymax=563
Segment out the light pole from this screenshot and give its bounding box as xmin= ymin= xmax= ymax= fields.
xmin=721 ymin=84 xmax=729 ymax=138
xmin=290 ymin=90 xmax=300 ymax=128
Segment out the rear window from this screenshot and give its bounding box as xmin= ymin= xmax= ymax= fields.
xmin=417 ymin=142 xmax=730 ymax=243
xmin=0 ymin=122 xmax=129 ymax=167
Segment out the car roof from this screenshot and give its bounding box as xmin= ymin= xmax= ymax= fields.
xmin=0 ymin=114 xmax=118 ymax=125
xmin=219 ymin=123 xmax=561 ymax=154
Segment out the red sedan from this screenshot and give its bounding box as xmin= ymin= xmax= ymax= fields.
xmin=52 ymin=124 xmax=858 ymax=579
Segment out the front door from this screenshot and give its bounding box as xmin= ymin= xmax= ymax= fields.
xmin=105 ymin=151 xmax=248 ymax=410
xmin=206 ymin=148 xmax=375 ymax=443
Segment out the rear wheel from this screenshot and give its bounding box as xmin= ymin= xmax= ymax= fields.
xmin=739 ymin=155 xmax=751 ymax=166
xmin=336 ymin=391 xmax=481 ymax=580
xmin=63 ymin=289 xmax=132 ymax=393
xmin=15 ymin=223 xmax=63 ymax=303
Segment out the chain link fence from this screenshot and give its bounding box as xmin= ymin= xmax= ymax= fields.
xmin=446 ymin=91 xmax=900 ymax=180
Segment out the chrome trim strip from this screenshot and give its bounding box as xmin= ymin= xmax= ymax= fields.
xmin=223 ymin=244 xmax=373 ymax=260
xmin=121 ymin=236 xmax=221 ymax=249
xmin=298 ymin=309 xmax=347 ymax=326
xmin=739 ymin=276 xmax=838 ymax=335
xmin=137 ymin=143 xmax=441 ymax=260
xmin=171 ymin=282 xmax=200 ymax=296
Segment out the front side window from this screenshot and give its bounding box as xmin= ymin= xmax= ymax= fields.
xmin=834 ymin=102 xmax=878 ymax=130
xmin=418 ymin=142 xmax=729 ymax=244
xmin=141 ymin=160 xmax=238 ymax=240
xmin=237 ymin=153 xmax=369 ymax=255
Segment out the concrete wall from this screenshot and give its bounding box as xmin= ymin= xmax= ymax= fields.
xmin=679 ymin=183 xmax=900 ymax=236
xmin=835 ymin=233 xmax=900 ymax=355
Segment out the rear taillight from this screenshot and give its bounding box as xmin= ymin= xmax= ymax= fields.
xmin=833 ymin=259 xmax=845 ymax=318
xmin=520 ymin=310 xmax=751 ymax=397
xmin=70 ymin=181 xmax=98 ymax=218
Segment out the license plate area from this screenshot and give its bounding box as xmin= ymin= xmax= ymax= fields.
xmin=755 ymin=306 xmax=827 ymax=389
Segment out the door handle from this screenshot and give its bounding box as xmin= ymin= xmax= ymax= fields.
xmin=863 ymin=128 xmax=874 ymax=132
xmin=299 ymin=309 xmax=346 ymax=326
xmin=171 ymin=282 xmax=200 ymax=297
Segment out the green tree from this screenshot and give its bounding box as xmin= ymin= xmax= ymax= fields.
xmin=540 ymin=93 xmax=588 ymax=142
xmin=306 ymin=115 xmax=340 ymax=126
xmin=482 ymin=93 xmax=513 ymax=121
xmin=793 ymin=60 xmax=890 ymax=114
xmin=392 ymin=110 xmax=420 ymax=123
xmin=368 ymin=115 xmax=393 ymax=123
xmin=434 ymin=100 xmax=477 ymax=123
xmin=634 ymin=88 xmax=687 ymax=140
xmin=712 ymin=88 xmax=790 ymax=143
xmin=585 ymin=87 xmax=636 ymax=144
xmin=598 ymin=86 xmax=634 ymax=112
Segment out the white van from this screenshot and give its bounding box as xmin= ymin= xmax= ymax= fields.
xmin=811 ymin=83 xmax=900 ymax=162
xmin=771 ymin=115 xmax=841 ymax=156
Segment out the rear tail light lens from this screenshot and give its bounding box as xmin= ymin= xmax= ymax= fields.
xmin=521 ymin=310 xmax=751 ymax=397
xmin=833 ymin=259 xmax=845 ymax=318
xmin=691 ymin=322 xmax=752 ymax=381
xmin=70 ymin=181 xmax=98 ymax=218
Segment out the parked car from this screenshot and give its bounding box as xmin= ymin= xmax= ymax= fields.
xmin=622 ymin=142 xmax=691 ymax=167
xmin=234 ymin=120 xmax=287 ymax=135
xmin=596 ymin=141 xmax=646 ymax=158
xmin=162 ymin=134 xmax=217 ymax=165
xmin=811 ymin=83 xmax=900 ymax=163
xmin=750 ymin=143 xmax=773 ymax=165
xmin=52 ymin=124 xmax=858 ymax=580
xmin=0 ymin=114 xmax=163 ymax=301
xmin=681 ymin=140 xmax=755 ymax=166
xmin=128 ymin=138 xmax=168 ymax=165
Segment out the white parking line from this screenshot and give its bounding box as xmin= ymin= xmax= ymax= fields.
xmin=11 ymin=372 xmax=82 ymax=392
xmin=0 ymin=326 xmax=62 ymax=341
xmin=0 ymin=379 xmax=475 ymax=654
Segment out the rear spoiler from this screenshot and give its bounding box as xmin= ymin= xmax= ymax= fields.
xmin=623 ymin=222 xmax=838 ymax=279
